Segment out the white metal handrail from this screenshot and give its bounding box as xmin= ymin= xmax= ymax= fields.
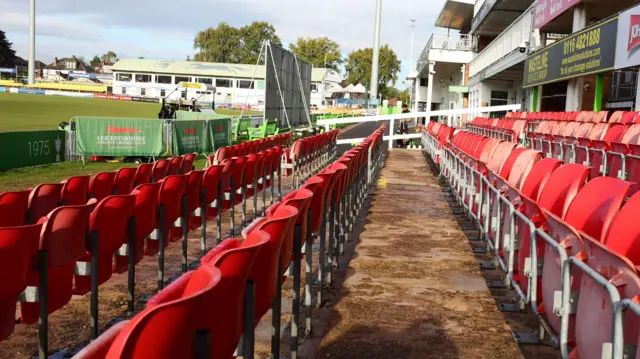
xmin=318 ymin=104 xmax=522 ymax=147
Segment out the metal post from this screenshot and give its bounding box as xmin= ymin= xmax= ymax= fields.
xmin=370 ymin=0 xmax=383 ymax=99
xmin=200 ymin=187 xmax=207 ymax=257
xmin=262 ymin=165 xmax=267 ymax=214
xmin=271 ymin=253 xmax=283 ymax=358
xmin=291 ymin=222 xmax=302 ymax=359
xmin=317 ymin=199 xmax=328 ymax=307
xmin=181 ymin=195 xmax=189 ymax=273
xmin=28 ymin=0 xmax=36 ymax=85
xmin=243 ymin=281 xmax=256 ymax=359
xmin=304 ymin=209 xmax=313 ymax=335
xmin=216 ymin=180 xmax=223 ymax=244
xmin=38 ymin=251 xmax=48 ymax=359
xmin=157 ymin=204 xmax=166 ymax=291
xmin=426 ymin=61 xmax=435 ymax=122
xmin=127 ymin=217 xmax=136 ymax=314
xmin=90 ymin=231 xmax=99 ymax=339
xmin=230 ymin=176 xmax=236 ymax=237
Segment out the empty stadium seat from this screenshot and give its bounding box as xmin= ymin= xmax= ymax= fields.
xmin=0 ymin=190 xmax=30 ymax=227
xmin=28 ymin=183 xmax=63 ymax=223
xmin=113 ymin=168 xmax=137 ymax=195
xmin=60 ymin=176 xmax=90 ymax=206
xmin=89 ymin=172 xmax=116 ymax=202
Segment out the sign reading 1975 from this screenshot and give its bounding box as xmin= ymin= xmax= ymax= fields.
xmin=524 ymin=16 xmax=618 ymax=88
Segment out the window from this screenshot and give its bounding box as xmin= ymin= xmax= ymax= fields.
xmin=160 ymin=89 xmax=166 ymax=97
xmin=216 ymin=79 xmax=233 ymax=88
xmin=490 ymin=90 xmax=509 ymax=118
xmin=237 ymin=80 xmax=254 ymax=89
xmin=181 ymin=90 xmax=187 ymax=99
xmin=121 ymin=87 xmax=127 ymax=95
xmin=65 ymin=61 xmax=76 ymax=70
xmin=116 ymin=73 xmax=132 ymax=82
xmin=420 ymin=78 xmax=428 ymax=87
xmin=157 ymin=75 xmax=172 ymax=84
xmin=141 ymin=88 xmax=146 ymax=96
xmin=197 ymin=77 xmax=213 ymax=85
xmin=175 ymin=76 xmax=190 ymax=84
xmin=311 ymin=83 xmax=318 ymax=92
xmin=135 ymin=74 xmax=151 ymax=83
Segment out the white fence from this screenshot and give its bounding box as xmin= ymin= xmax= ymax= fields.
xmin=317 ymin=104 xmax=522 ymax=148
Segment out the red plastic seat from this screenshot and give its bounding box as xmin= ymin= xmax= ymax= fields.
xmin=151 ymin=159 xmax=170 ymax=182
xmin=181 ymin=153 xmax=197 ymax=174
xmin=200 ymin=164 xmax=225 ymax=220
xmin=28 ymin=183 xmax=63 ymax=223
xmin=506 ymin=150 xmax=542 ymax=190
xmin=73 ymin=321 xmax=129 ymax=359
xmin=0 ymin=190 xmax=30 ymax=227
xmin=486 ymin=142 xmax=517 ymax=174
xmin=541 ymin=177 xmax=632 ymax=342
xmin=146 ymin=175 xmax=188 ymax=256
xmin=171 ymin=170 xmax=204 ymax=244
xmin=134 ymin=163 xmax=153 ymax=186
xmin=61 ymin=176 xmax=90 ymax=206
xmin=104 ymin=265 xmax=222 ymax=359
xmin=113 ymin=168 xmax=137 ymax=195
xmin=0 ymin=223 xmax=43 ymax=341
xmin=21 ymin=204 xmax=92 ymax=324
xmin=113 ymin=182 xmax=161 ymax=274
xmin=244 ymin=205 xmax=298 ymax=323
xmin=74 ymin=195 xmax=136 ymax=295
xmin=168 ymin=156 xmax=183 ymax=175
xmin=89 ymin=172 xmax=116 ymax=202
xmin=198 ymin=230 xmax=269 ymax=359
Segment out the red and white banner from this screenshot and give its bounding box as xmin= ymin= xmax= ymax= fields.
xmin=615 ymin=4 xmax=640 ymax=69
xmin=94 ymin=94 xmax=133 ymax=101
xmin=534 ymin=0 xmax=581 ymax=29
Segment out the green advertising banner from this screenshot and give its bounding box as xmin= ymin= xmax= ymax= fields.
xmin=172 ymin=120 xmax=208 ymax=155
xmin=0 ymin=130 xmax=65 ymax=170
xmin=174 ymin=110 xmax=232 ymax=121
xmin=75 ymin=117 xmax=164 ymax=156
xmin=207 ymin=118 xmax=232 ymax=151
xmin=523 ymin=16 xmax=618 ymax=88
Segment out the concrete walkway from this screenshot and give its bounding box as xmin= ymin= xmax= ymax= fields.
xmin=310 ymin=149 xmax=545 ymax=358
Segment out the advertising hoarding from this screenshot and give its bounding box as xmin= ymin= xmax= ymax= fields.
xmin=534 ymin=0 xmax=582 ymax=29
xmin=614 ymin=4 xmax=640 ymax=69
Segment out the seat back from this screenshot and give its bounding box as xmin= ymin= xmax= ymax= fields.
xmin=89 ymin=172 xmax=116 ymax=202
xmin=0 ymin=190 xmax=30 ymax=227
xmin=621 ymin=124 xmax=640 ymax=145
xmin=0 ymin=223 xmax=43 ymax=341
xmin=28 ymin=183 xmax=63 ymax=223
xmin=537 ymin=164 xmax=590 ymax=218
xmin=72 ymin=321 xmax=129 ymax=359
xmin=113 ymin=168 xmax=137 ymax=195
xmin=498 ymin=147 xmax=528 ymax=179
xmin=506 ymin=150 xmax=542 ymax=190
xmin=248 ymin=205 xmax=299 ymax=322
xmin=306 ymin=173 xmax=332 ymax=233
xmin=134 ymin=163 xmax=153 ymax=186
xmin=159 ymin=175 xmax=188 ymax=224
xmin=152 ymin=159 xmax=170 ymax=182
xmin=202 ymin=165 xmax=224 ymax=207
xmin=181 ymin=153 xmax=197 ymax=174
xmin=601 ymin=192 xmax=640 ymax=264
xmin=199 ymin=230 xmax=268 ymax=359
xmin=168 ymin=156 xmax=183 ymax=175
xmin=184 ymin=170 xmax=204 ymax=213
xmin=106 ymin=266 xmax=222 ymax=359
xmin=519 ymin=158 xmax=563 ymax=201
xmin=61 ymin=176 xmax=90 ymax=205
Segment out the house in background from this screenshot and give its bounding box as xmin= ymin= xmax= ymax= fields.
xmin=43 ymin=56 xmax=95 ymax=81
xmin=14 ymin=56 xmax=45 ymax=79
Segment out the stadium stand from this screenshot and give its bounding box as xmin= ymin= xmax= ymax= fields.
xmin=0 ymin=126 xmax=387 ymax=359
xmin=422 ymin=116 xmax=640 ymax=359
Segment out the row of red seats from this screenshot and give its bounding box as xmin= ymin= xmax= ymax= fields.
xmin=468 ymin=117 xmax=526 ymax=141
xmin=432 ymin=130 xmax=640 ymax=359
xmin=282 ymin=130 xmax=340 ymax=187
xmin=0 ymin=134 xmax=330 ymax=358
xmin=421 ymin=121 xmax=455 ymax=164
xmin=73 ymin=125 xmax=386 ymax=359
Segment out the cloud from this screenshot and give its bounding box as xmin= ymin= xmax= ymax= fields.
xmin=0 ymin=0 xmax=446 ymax=87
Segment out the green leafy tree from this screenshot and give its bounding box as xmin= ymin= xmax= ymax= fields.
xmin=382 ymin=86 xmax=400 ymax=100
xmin=289 ymin=37 xmax=342 ymax=70
xmin=345 ymin=45 xmax=401 ymax=98
xmin=398 ymin=89 xmax=410 ymax=104
xmin=101 ymin=51 xmax=117 ymax=63
xmin=193 ymin=21 xmax=280 ymax=64
xmin=239 ymin=21 xmax=281 ymax=64
xmin=89 ymin=55 xmax=102 ymax=69
xmin=0 ymin=30 xmax=16 ymax=67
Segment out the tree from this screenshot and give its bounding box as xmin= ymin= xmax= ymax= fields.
xmin=382 ymin=86 xmax=400 ymax=100
xmin=345 ymin=45 xmax=401 ymax=98
xmin=0 ymin=30 xmax=16 ymax=67
xmin=193 ymin=21 xmax=280 ymax=64
xmin=289 ymin=37 xmax=342 ymax=71
xmin=101 ymin=51 xmax=117 ymax=64
xmin=398 ymin=89 xmax=410 ymax=104
xmin=89 ymin=55 xmax=102 ymax=69
xmin=239 ymin=22 xmax=280 ymax=64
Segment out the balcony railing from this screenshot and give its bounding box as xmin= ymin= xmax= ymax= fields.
xmin=417 ymin=33 xmax=478 ymax=70
xmin=469 ymin=4 xmax=533 ymax=79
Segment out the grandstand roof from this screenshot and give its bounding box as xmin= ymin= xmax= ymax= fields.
xmin=111 ymin=58 xmax=338 ymax=82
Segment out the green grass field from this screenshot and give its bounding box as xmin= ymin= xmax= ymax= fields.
xmin=0 ymin=92 xmax=261 ymax=132
xmin=0 ymin=92 xmax=260 ymax=191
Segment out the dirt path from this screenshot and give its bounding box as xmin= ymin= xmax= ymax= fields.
xmin=308 ymin=149 xmax=539 ymax=358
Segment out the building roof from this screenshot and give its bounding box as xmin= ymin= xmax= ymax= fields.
xmin=45 ymin=56 xmax=95 ymax=72
xmin=111 ymin=58 xmax=340 ymax=82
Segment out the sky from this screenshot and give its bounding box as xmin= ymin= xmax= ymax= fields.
xmin=0 ymin=0 xmax=447 ymax=89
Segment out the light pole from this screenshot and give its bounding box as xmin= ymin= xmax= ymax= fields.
xmin=28 ymin=0 xmax=36 ymax=85
xmin=409 ymin=19 xmax=415 ymax=112
xmin=370 ymin=0 xmax=382 ymax=100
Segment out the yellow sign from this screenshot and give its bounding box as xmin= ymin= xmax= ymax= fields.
xmin=178 ymin=82 xmax=206 ymax=90
xmin=377 ymin=178 xmax=388 ymax=188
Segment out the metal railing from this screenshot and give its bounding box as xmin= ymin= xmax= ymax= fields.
xmin=469 ymin=4 xmax=533 ymax=78
xmin=417 ymin=33 xmax=478 ymax=72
